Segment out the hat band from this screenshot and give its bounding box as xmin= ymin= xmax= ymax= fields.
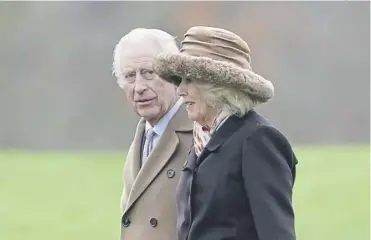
xmin=180 ymin=39 xmax=252 ymax=70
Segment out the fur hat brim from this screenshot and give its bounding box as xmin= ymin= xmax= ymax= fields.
xmin=153 ymin=52 xmax=274 ymax=103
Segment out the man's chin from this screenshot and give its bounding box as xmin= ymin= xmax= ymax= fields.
xmin=136 ymin=109 xmax=158 ymax=121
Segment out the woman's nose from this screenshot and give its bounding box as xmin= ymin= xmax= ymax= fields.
xmin=177 ymin=80 xmax=187 ymax=97
xmin=177 ymin=88 xmax=185 ymax=97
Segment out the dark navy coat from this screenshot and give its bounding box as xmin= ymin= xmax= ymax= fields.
xmin=176 ymin=110 xmax=297 ymax=240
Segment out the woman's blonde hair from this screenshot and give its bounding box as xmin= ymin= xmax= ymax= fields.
xmin=196 ymin=82 xmax=258 ymax=117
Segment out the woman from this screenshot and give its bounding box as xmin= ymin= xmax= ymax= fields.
xmin=153 ymin=26 xmax=298 ymax=240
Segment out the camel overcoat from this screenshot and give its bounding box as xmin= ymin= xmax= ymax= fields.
xmin=120 ymin=105 xmax=193 ymax=240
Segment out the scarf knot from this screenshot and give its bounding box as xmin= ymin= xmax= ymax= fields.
xmin=193 ymin=111 xmax=230 ymax=157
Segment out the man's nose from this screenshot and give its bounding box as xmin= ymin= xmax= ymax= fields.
xmin=134 ymin=75 xmax=147 ymax=93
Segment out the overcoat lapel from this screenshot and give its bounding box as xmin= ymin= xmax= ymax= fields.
xmin=124 ymin=105 xmax=192 ymax=215
xmin=196 ymin=112 xmax=251 ymax=166
xmin=132 ymin=119 xmax=145 ymax=178
xmin=123 ymin=118 xmax=145 ymax=189
xmin=124 ymin=128 xmax=179 ymax=213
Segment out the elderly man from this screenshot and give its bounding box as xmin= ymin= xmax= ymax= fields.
xmin=112 ymin=28 xmax=193 ymax=240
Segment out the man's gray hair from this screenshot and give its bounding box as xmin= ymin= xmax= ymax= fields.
xmin=112 ymin=28 xmax=179 ymax=80
xmin=197 ymin=82 xmax=258 ymax=117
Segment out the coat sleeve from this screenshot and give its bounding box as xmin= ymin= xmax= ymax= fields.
xmin=242 ymin=125 xmax=296 ymax=240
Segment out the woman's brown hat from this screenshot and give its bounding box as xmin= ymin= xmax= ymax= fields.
xmin=153 ymin=26 xmax=274 ymax=103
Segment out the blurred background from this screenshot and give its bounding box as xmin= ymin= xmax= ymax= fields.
xmin=0 ymin=1 xmax=369 ymax=240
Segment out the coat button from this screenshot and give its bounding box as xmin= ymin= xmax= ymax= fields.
xmin=167 ymin=169 xmax=175 ymax=178
xmin=122 ymin=215 xmax=130 ymax=227
xmin=150 ymin=218 xmax=158 ymax=227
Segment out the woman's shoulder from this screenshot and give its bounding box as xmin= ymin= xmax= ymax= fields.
xmin=239 ymin=110 xmax=298 ymax=176
xmin=239 ymin=110 xmax=291 ymax=144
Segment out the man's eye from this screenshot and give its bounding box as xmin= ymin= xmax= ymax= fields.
xmin=142 ymin=70 xmax=155 ymax=79
xmin=125 ymin=73 xmax=136 ymax=81
xmin=125 ymin=73 xmax=135 ymax=78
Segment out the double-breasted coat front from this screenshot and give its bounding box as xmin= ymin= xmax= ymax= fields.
xmin=120 ymin=105 xmax=193 ymax=240
xmin=176 ymin=110 xmax=298 ymax=240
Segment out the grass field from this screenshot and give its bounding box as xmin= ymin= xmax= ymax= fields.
xmin=0 ymin=146 xmax=369 ymax=240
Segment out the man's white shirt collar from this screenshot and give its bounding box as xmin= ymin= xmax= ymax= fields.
xmin=145 ymin=97 xmax=183 ymax=137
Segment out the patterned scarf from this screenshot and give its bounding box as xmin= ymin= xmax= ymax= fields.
xmin=193 ymin=111 xmax=230 ymax=157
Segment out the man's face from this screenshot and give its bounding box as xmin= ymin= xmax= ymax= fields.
xmin=119 ymin=42 xmax=177 ymax=125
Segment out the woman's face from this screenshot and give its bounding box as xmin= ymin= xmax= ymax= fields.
xmin=177 ymin=78 xmax=216 ymax=127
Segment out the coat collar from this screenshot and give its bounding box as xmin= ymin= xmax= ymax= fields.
xmin=123 ymin=105 xmax=192 ymax=214
xmin=145 ymin=97 xmax=184 ymax=135
xmin=196 ymin=110 xmax=257 ymax=166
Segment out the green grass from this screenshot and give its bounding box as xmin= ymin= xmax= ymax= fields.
xmin=0 ymin=146 xmax=369 ymax=240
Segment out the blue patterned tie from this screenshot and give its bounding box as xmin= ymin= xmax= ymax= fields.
xmin=142 ymin=128 xmax=155 ymax=165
